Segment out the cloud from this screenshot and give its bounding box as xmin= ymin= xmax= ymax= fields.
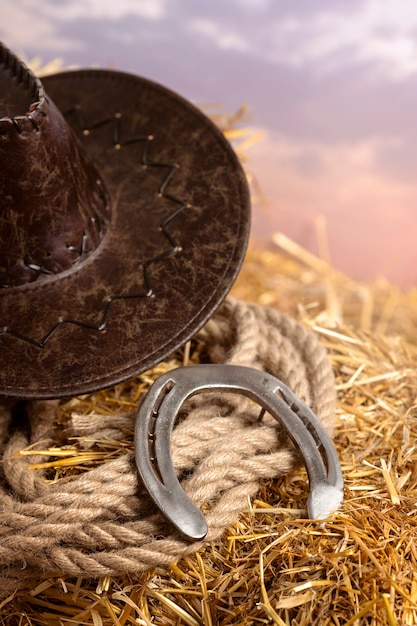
xmin=323 ymin=2 xmax=417 ymax=79
xmin=1 ymin=0 xmax=167 ymax=52
xmin=189 ymin=19 xmax=250 ymax=53
xmin=232 ymin=0 xmax=272 ymax=12
xmin=248 ymin=129 xmax=416 ymax=238
xmin=53 ymin=0 xmax=166 ymax=21
xmin=185 ymin=0 xmax=417 ymax=81
xmin=250 ymin=130 xmax=397 ymax=196
xmin=1 ymin=0 xmax=78 ymax=52
xmin=5 ymin=0 xmax=417 ymax=81
xmin=271 ymin=0 xmax=417 ymax=79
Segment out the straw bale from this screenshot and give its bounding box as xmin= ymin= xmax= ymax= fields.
xmin=2 ymin=241 xmax=417 ymax=625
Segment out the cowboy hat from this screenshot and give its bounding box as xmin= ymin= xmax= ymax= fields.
xmin=0 ymin=43 xmax=250 ymax=399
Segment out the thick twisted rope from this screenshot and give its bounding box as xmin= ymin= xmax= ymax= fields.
xmin=0 ymin=298 xmax=335 ymax=599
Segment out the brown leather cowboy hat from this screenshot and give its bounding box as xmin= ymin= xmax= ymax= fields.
xmin=0 ymin=43 xmax=250 ymax=399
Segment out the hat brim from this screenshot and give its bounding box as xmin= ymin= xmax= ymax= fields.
xmin=0 ymin=69 xmax=250 ymax=399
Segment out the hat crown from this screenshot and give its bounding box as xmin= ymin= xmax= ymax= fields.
xmin=0 ymin=43 xmax=109 ymax=288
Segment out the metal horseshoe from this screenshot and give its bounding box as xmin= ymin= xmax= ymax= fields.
xmin=134 ymin=364 xmax=344 ymax=541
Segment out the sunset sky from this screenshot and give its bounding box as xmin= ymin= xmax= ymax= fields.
xmin=2 ymin=0 xmax=417 ymax=285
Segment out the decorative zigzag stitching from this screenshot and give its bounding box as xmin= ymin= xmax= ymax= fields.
xmin=0 ymin=108 xmax=189 ymax=348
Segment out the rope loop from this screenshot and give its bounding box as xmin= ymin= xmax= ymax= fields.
xmin=0 ymin=298 xmax=335 ymax=598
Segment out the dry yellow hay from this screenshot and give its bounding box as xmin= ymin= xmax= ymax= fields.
xmin=1 ymin=239 xmax=417 ymax=625
xmin=3 ymin=55 xmax=416 ymax=624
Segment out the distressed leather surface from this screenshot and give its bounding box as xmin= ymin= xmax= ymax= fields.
xmin=0 ymin=44 xmax=250 ymax=399
xmin=0 ymin=61 xmax=109 ymax=287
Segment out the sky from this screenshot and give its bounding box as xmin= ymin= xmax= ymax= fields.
xmin=2 ymin=0 xmax=417 ymax=285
